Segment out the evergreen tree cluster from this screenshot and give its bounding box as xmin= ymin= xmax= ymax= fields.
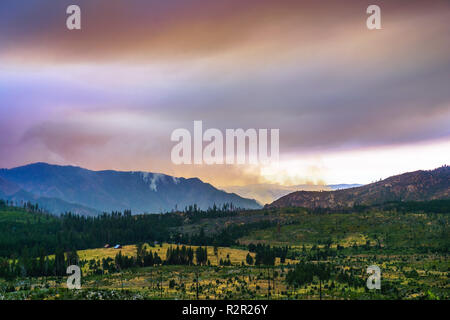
xmin=286 ymin=262 xmax=333 ymax=287
xmin=286 ymin=262 xmax=365 ymax=289
xmin=182 ymin=203 xmax=240 ymax=222
xmin=195 ymin=246 xmax=208 ymax=265
xmin=0 ymin=202 xmax=270 ymax=259
xmin=248 ymin=243 xmax=289 ymax=265
xmin=165 ymin=246 xmax=194 ymax=265
xmin=0 ymin=247 xmax=79 ymax=280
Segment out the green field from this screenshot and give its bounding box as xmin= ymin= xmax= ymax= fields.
xmin=0 ymin=202 xmax=448 ymax=300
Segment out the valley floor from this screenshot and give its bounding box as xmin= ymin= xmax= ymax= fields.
xmin=0 ymin=203 xmax=448 ymax=300
xmin=1 ymin=244 xmax=448 ymax=300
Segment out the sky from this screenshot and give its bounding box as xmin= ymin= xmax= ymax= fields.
xmin=0 ymin=0 xmax=449 ymax=186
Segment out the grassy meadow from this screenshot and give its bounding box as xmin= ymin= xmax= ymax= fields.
xmin=0 ymin=203 xmax=448 ymax=300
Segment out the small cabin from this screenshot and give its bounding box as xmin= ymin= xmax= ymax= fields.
xmin=114 ymin=244 xmax=122 ymax=249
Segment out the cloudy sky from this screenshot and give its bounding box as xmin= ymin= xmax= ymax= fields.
xmin=0 ymin=0 xmax=449 ymax=186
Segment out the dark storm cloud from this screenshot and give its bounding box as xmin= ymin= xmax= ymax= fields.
xmin=0 ymin=0 xmax=449 ymax=185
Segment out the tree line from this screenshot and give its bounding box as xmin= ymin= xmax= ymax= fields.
xmin=0 ymin=201 xmax=270 ymax=259
xmin=247 ymin=243 xmax=289 ymax=265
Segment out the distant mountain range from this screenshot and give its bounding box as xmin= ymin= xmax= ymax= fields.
xmin=0 ymin=163 xmax=261 ymax=215
xmin=267 ymin=166 xmax=450 ymax=209
xmin=221 ymin=183 xmax=362 ymax=205
xmin=327 ymin=184 xmax=364 ymax=190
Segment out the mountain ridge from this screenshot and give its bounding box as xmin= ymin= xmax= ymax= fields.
xmin=267 ymin=166 xmax=450 ymax=209
xmin=220 ymin=183 xmax=363 ymax=205
xmin=0 ymin=162 xmax=261 ymax=215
